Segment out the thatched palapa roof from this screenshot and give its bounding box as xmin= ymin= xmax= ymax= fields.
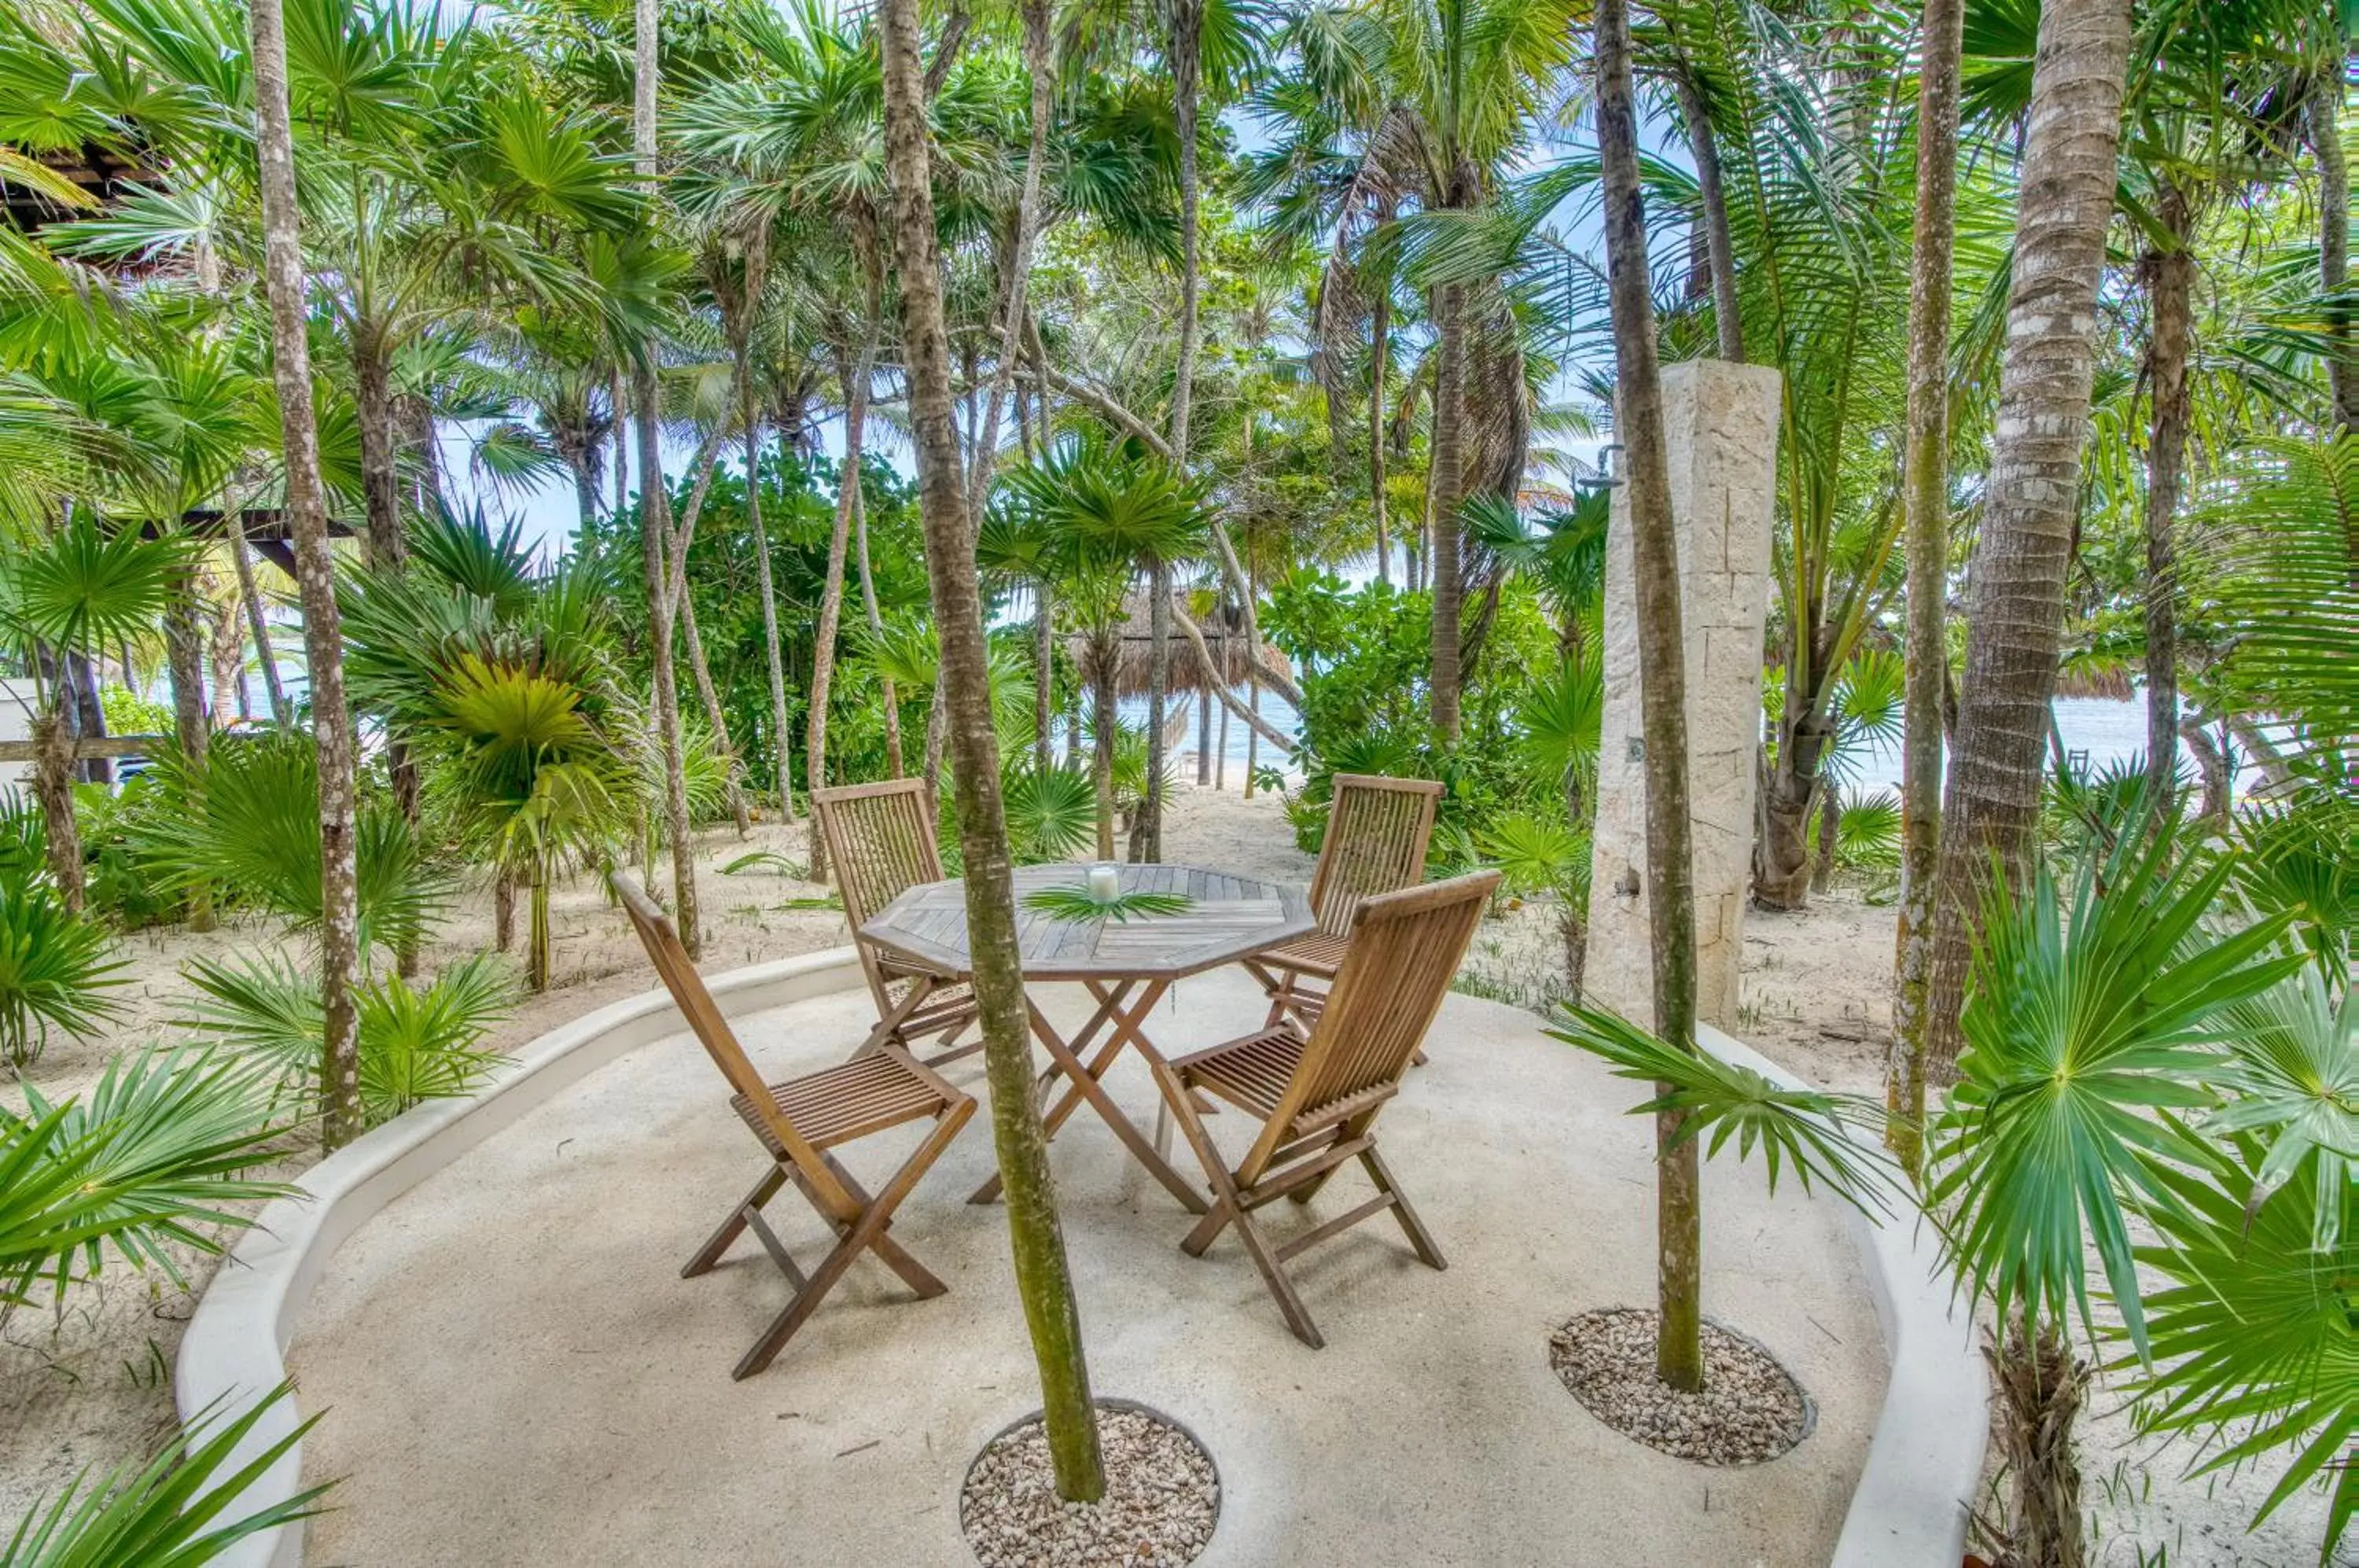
xmin=1087 ymin=591 xmax=1291 ymax=699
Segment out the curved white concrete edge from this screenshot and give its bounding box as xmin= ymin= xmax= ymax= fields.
xmin=1698 ymin=1021 xmax=1986 ymax=1567
xmin=173 ymin=956 xmax=1983 ymax=1568
xmin=173 ymin=947 xmax=869 ymax=1568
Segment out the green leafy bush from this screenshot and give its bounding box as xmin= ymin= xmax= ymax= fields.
xmin=0 ymin=862 xmax=128 ymax=1069
xmin=178 ymin=953 xmax=517 ymax=1128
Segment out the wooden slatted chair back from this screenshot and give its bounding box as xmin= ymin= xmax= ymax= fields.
xmin=612 ymin=871 xmax=843 ymax=1195
xmin=814 ymin=779 xmax=946 ymax=929
xmin=1249 ymin=870 xmax=1497 ymax=1168
xmin=1308 ymin=775 xmax=1444 ymax=937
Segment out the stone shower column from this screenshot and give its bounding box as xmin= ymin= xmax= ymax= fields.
xmin=1584 ymin=359 xmax=1781 ymax=1033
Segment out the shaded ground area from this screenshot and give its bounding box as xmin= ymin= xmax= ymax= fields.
xmin=289 ymin=968 xmax=1884 ymax=1567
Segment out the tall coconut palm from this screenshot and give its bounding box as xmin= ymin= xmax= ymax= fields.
xmin=1595 ymin=0 xmax=1703 ymax=1393
xmin=248 ymin=0 xmax=366 ymax=1150
xmin=1923 ymin=0 xmax=2138 ymax=1079
xmin=1887 ymin=0 xmax=1969 ymax=1172
xmin=874 ymin=0 xmax=1106 ymax=1502
xmin=633 ymin=0 xmax=701 ymax=957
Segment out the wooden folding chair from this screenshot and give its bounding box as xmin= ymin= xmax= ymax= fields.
xmin=813 ymin=779 xmax=981 ymax=1065
xmin=1241 ymin=773 xmax=1444 ymax=1032
xmin=1156 ymin=869 xmax=1498 ymax=1348
xmin=613 ymin=872 xmax=976 ymax=1380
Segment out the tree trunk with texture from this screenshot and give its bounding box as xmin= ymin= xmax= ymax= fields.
xmin=747 ymin=414 xmax=797 ymax=823
xmin=966 ymin=0 xmax=1055 ymax=522
xmin=1430 ymin=280 xmax=1466 ymax=745
xmin=878 ymin=0 xmax=1106 ymax=1498
xmin=31 ymin=702 xmax=81 ymax=910
xmin=1673 ymin=65 xmax=1743 ymax=364
xmin=1371 ymin=287 xmax=1391 ymax=584
xmin=2141 ymin=191 xmax=2194 ymax=798
xmin=354 ymin=340 xmax=407 ymax=569
xmin=2316 ymin=83 xmax=2357 ymax=434
xmin=1890 ymin=0 xmax=1967 ymax=1174
xmin=1091 ymin=648 xmax=1117 ymax=860
xmin=1599 ymin=0 xmax=1703 ymax=1393
xmin=230 ymin=525 xmax=291 ymax=728
xmin=1924 ymin=0 xmax=2133 ymax=1080
xmin=853 ymin=469 xmax=905 ymax=778
xmin=1140 ymin=565 xmax=1170 ymax=860
xmin=1034 ymin=578 xmax=1056 ymax=774
xmin=635 ymin=0 xmax=701 ymax=959
xmin=164 ymin=570 xmax=215 ymax=931
xmin=252 ymin=0 xmax=363 ymax=1148
xmin=1987 ymin=1320 xmax=2088 ymax=1568
xmin=809 ymin=315 xmax=881 ymax=878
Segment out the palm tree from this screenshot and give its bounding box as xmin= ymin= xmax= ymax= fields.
xmin=633 ymin=0 xmax=701 ymax=958
xmin=1000 ymin=431 xmax=1213 ymax=862
xmin=1923 ymin=0 xmax=2138 ymax=1080
xmin=1595 ymin=0 xmax=1703 ymax=1393
xmin=1889 ymin=0 xmax=1969 ymax=1172
xmin=0 ymin=517 xmax=182 ymax=909
xmin=875 ymin=0 xmax=1105 ymax=1500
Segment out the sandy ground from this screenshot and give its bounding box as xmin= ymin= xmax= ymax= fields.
xmin=1 ymin=778 xmax=2338 ymax=1563
xmin=289 ymin=970 xmax=1886 ymax=1567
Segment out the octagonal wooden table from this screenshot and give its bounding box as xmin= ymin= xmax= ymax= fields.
xmin=861 ymin=862 xmax=1314 ymax=1214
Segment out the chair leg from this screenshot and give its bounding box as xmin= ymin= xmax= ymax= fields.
xmin=814 ymin=1150 xmax=948 ymax=1299
xmin=731 ymin=1102 xmax=973 ymax=1380
xmin=1362 ymin=1144 xmax=1446 ymax=1271
xmin=1155 ymin=1065 xmax=1323 ymax=1349
xmin=684 ymin=1166 xmax=789 ymax=1279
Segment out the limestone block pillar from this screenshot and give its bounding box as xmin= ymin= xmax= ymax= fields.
xmin=1584 ymin=359 xmax=1780 ymax=1033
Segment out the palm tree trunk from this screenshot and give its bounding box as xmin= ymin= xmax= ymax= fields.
xmin=1989 ymin=1319 xmax=2089 ymax=1568
xmin=1091 ymin=644 xmax=1117 ymax=859
xmin=966 ymin=0 xmax=1055 ymax=521
xmin=1142 ymin=565 xmax=1171 ymax=859
xmin=610 ymin=366 xmax=631 ymax=520
xmin=2141 ymin=189 xmax=2195 ymax=794
xmin=2314 ymin=82 xmax=2357 ymax=433
xmin=230 ymin=526 xmax=290 ymax=728
xmin=30 ymin=692 xmax=82 ymax=910
xmin=529 ymin=865 xmax=553 ymax=992
xmin=635 ymin=0 xmax=701 ymax=959
xmin=809 ymin=314 xmax=881 ymax=875
xmin=1924 ymin=0 xmax=2135 ymax=1080
xmin=1149 ymin=0 xmax=1204 ymax=857
xmin=678 ymin=589 xmax=751 ymax=834
xmin=163 ymin=569 xmax=215 ymax=932
xmin=1033 ymin=577 xmax=1056 ymax=774
xmin=1371 ymin=285 xmax=1391 ymax=585
xmin=251 ymin=0 xmax=364 ymax=1150
xmin=746 ymin=414 xmax=797 ymax=824
xmin=1430 ymin=280 xmax=1466 ymax=744
xmin=1889 ymin=0 xmax=1967 ymax=1175
xmin=1597 ymin=0 xmax=1703 ymax=1395
xmin=1671 ymin=65 xmax=1743 ymax=364
xmin=353 ymin=337 xmax=407 ymax=568
xmin=878 ymin=0 xmax=1106 ymax=1498
xmin=852 ymin=470 xmax=905 ymax=776
xmin=494 ymin=869 xmax=515 ymax=951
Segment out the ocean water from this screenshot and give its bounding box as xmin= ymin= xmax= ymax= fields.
xmin=1131 ymin=690 xmax=2261 ymax=801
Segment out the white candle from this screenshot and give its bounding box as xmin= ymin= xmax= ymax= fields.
xmin=1087 ymin=863 xmax=1121 ymax=902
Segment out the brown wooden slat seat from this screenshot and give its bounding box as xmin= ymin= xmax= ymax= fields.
xmin=613 ymin=871 xmax=975 ymax=1381
xmin=1182 ymin=1026 xmax=1306 ymax=1120
xmin=1158 ymin=870 xmax=1497 ymax=1348
xmin=1249 ymin=930 xmax=1352 ymax=980
xmin=1242 ymin=775 xmax=1444 ymax=1035
xmin=814 ymin=780 xmax=982 ymax=1066
xmin=731 ymin=1052 xmax=949 ymax=1154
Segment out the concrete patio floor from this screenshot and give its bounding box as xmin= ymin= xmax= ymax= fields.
xmin=288 ymin=966 xmax=1885 ymax=1566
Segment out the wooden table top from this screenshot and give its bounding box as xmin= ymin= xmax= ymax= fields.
xmin=862 ymin=863 xmax=1315 ymax=981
